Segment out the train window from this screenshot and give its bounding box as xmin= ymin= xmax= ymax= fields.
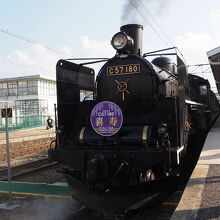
xmin=199 ymin=85 xmax=207 ymax=95
xmin=80 ymin=90 xmax=93 ymax=101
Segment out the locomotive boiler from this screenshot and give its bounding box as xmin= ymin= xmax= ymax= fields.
xmin=48 ymin=24 xmax=204 ymax=215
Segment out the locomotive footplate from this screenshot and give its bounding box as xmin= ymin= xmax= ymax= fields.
xmin=48 ymin=148 xmax=172 ymax=171
xmin=65 ymin=173 xmax=178 ymax=215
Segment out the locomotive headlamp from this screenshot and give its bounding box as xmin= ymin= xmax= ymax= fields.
xmin=111 ymin=32 xmax=133 ymax=52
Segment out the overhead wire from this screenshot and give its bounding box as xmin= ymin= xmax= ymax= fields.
xmin=203 ymin=66 xmax=211 ymax=72
xmin=138 ymin=0 xmax=174 ymax=46
xmin=187 ymin=64 xmax=211 ymax=74
xmin=128 ymin=0 xmax=170 ymax=47
xmin=0 ymin=27 xmax=74 ymax=56
xmin=188 ymin=65 xmax=201 ymax=74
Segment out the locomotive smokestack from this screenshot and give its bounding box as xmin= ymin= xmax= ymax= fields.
xmin=120 ymin=24 xmax=143 ymax=55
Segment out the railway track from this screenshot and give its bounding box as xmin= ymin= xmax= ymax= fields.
xmin=67 ymin=189 xmax=182 ymax=220
xmin=0 ymin=158 xmax=58 ymax=181
xmin=68 ymin=200 xmax=179 ymax=220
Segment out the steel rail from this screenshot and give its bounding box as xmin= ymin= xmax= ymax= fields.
xmin=0 ymin=158 xmax=58 ymax=181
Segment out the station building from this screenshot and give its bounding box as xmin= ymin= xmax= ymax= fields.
xmin=207 ymin=47 xmax=220 ymax=92
xmin=0 ymin=75 xmax=56 ymax=130
xmin=207 ymin=46 xmax=220 ymax=103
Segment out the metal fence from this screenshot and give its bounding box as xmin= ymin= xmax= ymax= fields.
xmin=0 ymin=114 xmax=53 ymax=131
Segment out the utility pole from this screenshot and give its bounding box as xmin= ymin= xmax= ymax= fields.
xmin=5 ymin=105 xmax=12 ymax=203
xmin=0 ymin=101 xmax=20 ymax=210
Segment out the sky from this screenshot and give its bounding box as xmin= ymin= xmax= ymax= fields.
xmin=0 ymin=0 xmax=220 ymax=90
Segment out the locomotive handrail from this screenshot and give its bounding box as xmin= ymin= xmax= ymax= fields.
xmin=144 ymin=53 xmax=178 ymax=57
xmin=143 ymin=47 xmax=177 ymax=56
xmin=64 ymin=57 xmax=110 ymax=66
xmin=143 ymin=46 xmax=186 ymax=64
xmin=79 ymin=59 xmax=109 ymax=66
xmin=65 ymin=57 xmax=110 ymax=60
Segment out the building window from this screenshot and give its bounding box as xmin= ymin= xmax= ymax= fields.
xmin=27 ymin=80 xmax=37 ymax=95
xmin=39 ymin=99 xmax=48 ymax=114
xmin=44 ymin=81 xmax=47 ymax=95
xmin=39 ymin=80 xmax=43 ymax=95
xmin=8 ymin=82 xmax=17 ymax=96
xmin=0 ymin=83 xmax=8 ymax=97
xmin=15 ymin=99 xmax=48 ymax=116
xmin=18 ymin=81 xmax=27 ymax=95
xmin=49 ymin=82 xmax=55 ymax=95
xmin=16 ymin=99 xmax=38 ymax=115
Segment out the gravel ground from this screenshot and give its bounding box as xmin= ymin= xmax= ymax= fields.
xmin=11 ymin=163 xmax=67 ymax=183
xmin=0 ymin=150 xmax=67 ymax=184
xmin=0 ymin=160 xmax=74 ymax=220
xmin=197 ymin=164 xmax=220 ymax=220
xmin=0 ymin=202 xmax=175 ymax=220
xmin=0 ymin=151 xmax=48 ymax=168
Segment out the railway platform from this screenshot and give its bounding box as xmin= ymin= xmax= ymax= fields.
xmin=171 ymin=116 xmax=220 ymax=220
xmin=0 ymin=181 xmax=71 ymax=199
xmin=0 ymin=181 xmax=76 ymax=220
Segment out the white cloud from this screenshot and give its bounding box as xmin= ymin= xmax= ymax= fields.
xmin=209 ymin=10 xmax=220 ymax=28
xmin=174 ymin=32 xmax=214 ymax=65
xmin=80 ymin=36 xmax=114 ymax=57
xmin=175 ymin=32 xmax=212 ymax=51
xmin=0 ymin=37 xmax=115 ymax=79
xmin=79 ymin=36 xmax=115 ymax=74
xmin=0 ymin=45 xmax=71 ymax=79
xmin=174 ymin=32 xmax=220 ymax=64
xmin=60 ymin=46 xmax=75 ymax=57
xmin=174 ymin=32 xmax=218 ymax=91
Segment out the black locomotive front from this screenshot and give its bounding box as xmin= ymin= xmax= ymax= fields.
xmin=97 ymin=55 xmax=159 ymax=115
xmin=48 ymin=24 xmax=189 ymax=213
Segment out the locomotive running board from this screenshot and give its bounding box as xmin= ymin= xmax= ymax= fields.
xmin=65 ymin=174 xmax=178 ymax=214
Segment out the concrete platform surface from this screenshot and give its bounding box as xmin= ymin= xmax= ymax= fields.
xmin=198 ymin=117 xmax=220 ymax=164
xmin=0 ymin=197 xmax=78 ymax=220
xmin=0 ymin=181 xmax=71 ymax=199
xmin=171 ymin=116 xmax=220 ymax=219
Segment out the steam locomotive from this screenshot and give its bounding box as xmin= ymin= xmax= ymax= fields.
xmin=48 ymin=24 xmax=219 ymax=215
xmin=188 ymin=74 xmax=219 ymax=129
